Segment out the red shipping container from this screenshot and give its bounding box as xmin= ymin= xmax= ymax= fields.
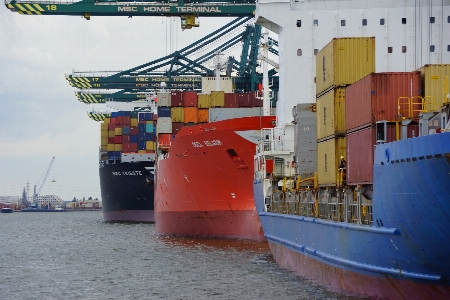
xmin=345 ymin=72 xmax=421 ymax=132
xmin=114 ymin=136 xmax=122 ymax=144
xmin=224 ymin=93 xmax=239 ymax=108
xmin=171 ymin=91 xmax=183 ymax=107
xmin=130 ymin=127 xmax=138 ymax=135
xmin=183 ymin=91 xmax=198 ymax=107
xmin=158 ymin=133 xmax=172 ymax=149
xmin=108 ymin=137 xmax=115 ymax=144
xmin=129 ymin=143 xmax=138 ymax=152
xmin=252 ymin=94 xmax=262 ymax=107
xmin=122 ymin=142 xmax=130 ymax=153
xmin=122 ymin=135 xmax=130 ymax=143
xmin=115 ymin=116 xmax=123 ymax=125
xmin=108 ymin=123 xmax=115 ymax=130
xmin=153 ymin=114 xmax=158 ymax=121
xmin=172 ymin=122 xmax=184 ymax=135
xmin=237 ymin=93 xmax=252 ymax=107
xmin=122 ymin=116 xmax=130 ymax=126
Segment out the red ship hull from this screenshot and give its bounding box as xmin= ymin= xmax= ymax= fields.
xmin=155 ymin=116 xmax=275 ymax=242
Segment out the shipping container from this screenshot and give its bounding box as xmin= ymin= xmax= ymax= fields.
xmin=146 ymin=141 xmax=155 ymax=151
xmin=209 ymin=107 xmax=264 ymax=122
xmin=123 ymin=111 xmax=131 ymax=117
xmin=116 ymin=116 xmax=123 ymax=125
xmin=130 ymin=127 xmax=138 ymax=135
xmin=107 ymin=151 xmax=114 ymax=160
xmin=158 ymin=107 xmax=171 ymax=118
xmin=100 ymin=145 xmax=107 ymax=152
xmin=184 ymin=107 xmax=198 ymax=123
xmin=130 ymin=118 xmax=138 ymax=127
xmin=111 ymin=112 xmax=118 ymax=118
xmin=108 ymin=123 xmax=115 ymax=131
xmin=345 ymin=72 xmax=422 ymax=132
xmin=122 ymin=135 xmax=130 ymax=144
xmin=317 ymin=137 xmax=346 ymax=186
xmin=183 ymin=91 xmax=198 ymax=107
xmin=157 ymin=92 xmax=171 ymax=107
xmin=101 ymin=123 xmax=108 ymax=131
xmin=122 ymin=116 xmax=130 ymax=126
xmin=172 ymin=122 xmax=184 ymax=135
xmin=145 ymin=122 xmax=154 ymax=133
xmin=101 ymin=136 xmax=109 ymax=145
xmin=129 ymin=143 xmax=138 ymax=152
xmin=122 ymin=126 xmax=130 ymax=135
xmin=114 ymin=136 xmax=122 ymax=144
xmin=224 ymin=93 xmax=239 ymax=108
xmin=107 ymin=137 xmax=115 ymax=144
xmin=198 ymin=108 xmax=209 ymax=123
xmin=114 ymin=144 xmax=122 ymax=152
xmin=107 ymin=144 xmax=115 ymax=152
xmin=114 ymin=127 xmax=122 ymax=136
xmin=157 ymin=117 xmax=172 ymax=134
xmin=138 ymin=140 xmax=146 ymax=150
xmin=145 ymin=132 xmax=155 ymax=141
xmin=171 ymin=91 xmax=183 ymax=107
xmin=138 ymin=123 xmax=146 ymax=133
xmin=118 ymin=111 xmax=125 ymax=117
xmin=171 ymin=107 xmax=184 ymax=122
xmin=108 ymin=130 xmax=115 ymax=138
xmin=114 ymin=151 xmax=121 ymax=158
xmin=158 ymin=133 xmax=172 ymax=149
xmin=130 ymin=135 xmax=138 ymax=143
xmin=138 ymin=133 xmax=146 ymax=142
xmin=237 ymin=93 xmax=252 ymax=107
xmin=103 ymin=118 xmax=111 ymax=124
xmin=252 ymin=94 xmax=262 ymax=107
xmin=101 ymin=130 xmax=108 ymax=139
xmin=122 ymin=142 xmax=130 ymax=153
xmin=210 ymin=91 xmax=225 ymax=107
xmin=316 ymin=87 xmax=346 ymax=140
xmin=138 ymin=150 xmax=147 ymax=154
xmin=131 ymin=111 xmax=138 ymax=118
xmin=418 ymin=64 xmax=450 ymax=109
xmin=316 ymin=37 xmax=375 ymax=96
xmin=198 ymin=94 xmax=210 ymax=108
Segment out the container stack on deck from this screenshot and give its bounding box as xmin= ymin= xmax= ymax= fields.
xmin=315 ymin=37 xmax=375 ymax=186
xmin=101 ymin=111 xmax=156 ymax=161
xmin=156 ymin=90 xmax=264 ymax=151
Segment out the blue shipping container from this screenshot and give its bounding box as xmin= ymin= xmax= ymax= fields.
xmin=122 ymin=126 xmax=131 ymax=135
xmin=138 ymin=123 xmax=146 ymax=133
xmin=138 ymin=141 xmax=146 ymax=150
xmin=158 ymin=107 xmax=171 ymax=117
xmin=138 ymin=133 xmax=146 ymax=141
xmin=114 ymin=151 xmax=121 ymax=158
xmin=107 ymin=151 xmax=115 ymax=160
xmin=145 ymin=132 xmax=155 ymax=141
xmin=130 ymin=135 xmax=138 ymax=143
xmin=111 ymin=111 xmax=118 ymax=118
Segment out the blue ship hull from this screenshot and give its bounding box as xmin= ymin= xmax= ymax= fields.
xmin=254 ymin=132 xmax=450 ymax=299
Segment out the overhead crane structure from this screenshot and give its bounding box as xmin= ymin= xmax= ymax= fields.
xmin=68 ymin=17 xmax=279 ymax=104
xmin=5 ymin=0 xmax=256 ymax=29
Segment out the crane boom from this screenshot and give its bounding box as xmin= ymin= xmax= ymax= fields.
xmin=34 ymin=157 xmax=55 ymax=202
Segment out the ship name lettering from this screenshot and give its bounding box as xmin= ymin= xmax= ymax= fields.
xmin=112 ymin=172 xmax=121 ymax=175
xmin=192 ymin=142 xmax=203 ymax=148
xmin=176 ymin=7 xmax=221 ymax=13
xmin=204 ymin=140 xmax=222 ymax=146
xmin=122 ymin=171 xmax=142 ymax=175
xmin=118 ymin=7 xmax=137 ymax=12
xmin=143 ymin=7 xmax=170 ymax=13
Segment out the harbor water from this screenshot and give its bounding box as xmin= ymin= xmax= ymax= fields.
xmin=0 ymin=211 xmax=364 ymax=300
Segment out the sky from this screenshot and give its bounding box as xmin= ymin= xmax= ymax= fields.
xmin=0 ymin=4 xmax=235 ymax=201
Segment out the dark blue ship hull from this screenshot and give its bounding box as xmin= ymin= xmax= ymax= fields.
xmin=254 ymin=132 xmax=450 ymax=299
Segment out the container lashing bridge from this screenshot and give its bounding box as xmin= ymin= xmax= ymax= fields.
xmin=5 ymin=0 xmax=256 ymax=29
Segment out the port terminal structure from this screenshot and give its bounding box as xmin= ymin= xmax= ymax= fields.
xmin=5 ymin=0 xmax=256 ymax=29
xmin=65 ymin=18 xmax=279 ymax=107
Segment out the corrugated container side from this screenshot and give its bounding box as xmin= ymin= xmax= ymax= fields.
xmin=131 ymin=112 xmax=138 ymax=118
xmin=129 ymin=143 xmax=137 ymax=152
xmin=157 ymin=133 xmax=172 ymax=149
xmin=122 ymin=126 xmax=130 ymax=135
xmin=122 ymin=143 xmax=130 ymax=153
xmin=346 ymin=72 xmax=422 ymax=131
xmin=145 ymin=122 xmax=154 ymax=133
xmin=108 ymin=137 xmax=115 ymax=144
xmin=108 ymin=123 xmax=115 ymax=131
xmin=114 ymin=127 xmax=122 ymax=136
xmin=171 ymin=107 xmax=184 ymax=122
xmin=130 ymin=127 xmax=138 ymax=135
xmin=183 ymin=91 xmax=198 ymax=107
xmin=317 ymin=137 xmax=346 ymax=186
xmin=114 ymin=136 xmax=122 ymax=144
xmin=158 ymin=107 xmax=171 ymax=118
xmin=210 ymin=91 xmax=225 ymax=107
xmin=108 ymin=130 xmax=115 ymax=138
xmin=114 ymin=144 xmax=122 ymax=152
xmin=111 ymin=112 xmax=118 ymax=118
xmin=238 ymin=93 xmax=252 ymax=107
xmin=316 ymin=37 xmax=375 ymax=96
xmin=418 ymin=64 xmax=450 ymax=109
xmin=224 ymin=93 xmax=239 ymax=108
xmin=198 ymin=94 xmax=210 ymax=108
xmin=316 ymin=87 xmax=345 ymax=139
xmin=172 ymin=122 xmax=184 ymax=135
xmin=252 ymin=94 xmax=262 ymax=107
xmin=184 ymin=107 xmax=199 ymax=123
xmin=107 ymin=151 xmax=114 ymax=160
xmin=107 ymin=144 xmax=115 ymax=151
xmin=138 ymin=123 xmax=146 ymax=133
xmin=146 ymin=141 xmax=155 ymax=150
xmin=171 ymin=91 xmax=183 ymax=107
xmin=198 ymin=108 xmax=209 ymax=123
xmin=157 ymin=117 xmax=172 ymax=134
xmin=157 ymin=92 xmax=171 ymax=107
xmin=209 ymin=107 xmax=263 ymax=122
xmin=122 ymin=116 xmax=130 ymax=126
xmin=145 ymin=132 xmax=155 ymax=141
xmin=116 ymin=116 xmax=123 ymax=125
xmin=100 ymin=145 xmax=107 ymax=152
xmin=101 ymin=136 xmax=108 ymax=145
xmin=114 ymin=151 xmax=121 ymax=158
xmin=101 ymin=123 xmax=108 ymax=131
xmin=101 ymin=130 xmax=108 ymax=138
xmin=130 ymin=118 xmax=138 ymax=127
xmin=118 ymin=111 xmax=125 ymax=117
xmin=103 ymin=118 xmax=111 ymax=124
xmin=122 ymin=135 xmax=130 ymax=143
xmin=138 ymin=141 xmax=146 ymax=150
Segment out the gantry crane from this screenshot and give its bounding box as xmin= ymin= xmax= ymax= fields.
xmin=5 ymin=0 xmax=256 ymax=29
xmin=33 ymin=157 xmax=55 ymax=203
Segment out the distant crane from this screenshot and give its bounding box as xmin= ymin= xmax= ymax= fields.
xmin=33 ymin=157 xmax=56 ymax=203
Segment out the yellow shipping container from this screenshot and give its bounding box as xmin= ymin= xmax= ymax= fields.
xmin=100 ymin=146 xmax=108 ymax=152
xmin=317 ymin=137 xmax=346 ymax=186
xmin=198 ymin=94 xmax=210 ymax=108
xmin=114 ymin=144 xmax=122 ymax=151
xmin=171 ymin=107 xmax=184 ymax=123
xmin=146 ymin=141 xmax=155 ymax=151
xmin=418 ymin=64 xmax=450 ymax=109
xmin=114 ymin=127 xmax=122 ymax=136
xmin=101 ymin=123 xmax=108 ymax=131
xmin=103 ymin=118 xmax=111 ymax=124
xmin=138 ymin=150 xmax=146 ymax=153
xmin=101 ymin=130 xmax=108 ymax=138
xmin=101 ymin=136 xmax=108 ymax=145
xmin=316 ymin=37 xmax=375 ymax=96
xmin=210 ymin=91 xmax=225 ymax=107
xmin=100 ymin=154 xmax=108 ymax=160
xmin=316 ymin=87 xmax=346 ymax=140
xmin=108 ymin=130 xmax=115 ymax=138
xmin=130 ymin=118 xmax=138 ymax=127
xmin=198 ymin=108 xmax=209 ymax=123
xmin=107 ymin=144 xmax=115 ymax=151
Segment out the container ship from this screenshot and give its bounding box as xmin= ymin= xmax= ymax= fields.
xmin=154 ymin=90 xmax=275 ymax=241
xmin=100 ymin=101 xmax=157 ymax=222
xmin=252 ymin=1 xmax=450 ymax=297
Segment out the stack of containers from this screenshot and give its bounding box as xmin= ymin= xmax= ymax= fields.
xmin=417 ymin=64 xmax=450 ymax=109
xmin=315 ymin=37 xmax=375 ymax=186
xmin=345 ymin=72 xmax=421 ymax=185
xmin=103 ymin=110 xmax=155 ymax=161
xmin=157 ymin=92 xmax=173 ymax=149
xmin=100 ymin=117 xmax=110 ymax=160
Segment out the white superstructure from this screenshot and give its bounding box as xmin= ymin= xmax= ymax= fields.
xmin=256 ymin=0 xmax=450 ymax=126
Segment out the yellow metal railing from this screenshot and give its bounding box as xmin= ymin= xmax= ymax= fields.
xmin=398 ymin=96 xmax=437 ymax=118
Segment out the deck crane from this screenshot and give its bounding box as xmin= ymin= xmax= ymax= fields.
xmin=32 ymin=157 xmax=56 ymax=203
xmin=5 ymin=0 xmax=256 ymax=29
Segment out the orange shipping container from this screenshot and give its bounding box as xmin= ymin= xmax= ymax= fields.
xmin=158 ymin=133 xmax=172 ymax=149
xmin=198 ymin=108 xmax=209 ymax=123
xmin=184 ymin=107 xmax=199 ymax=123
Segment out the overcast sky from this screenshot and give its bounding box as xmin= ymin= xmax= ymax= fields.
xmin=0 ymin=5 xmax=235 ymax=201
